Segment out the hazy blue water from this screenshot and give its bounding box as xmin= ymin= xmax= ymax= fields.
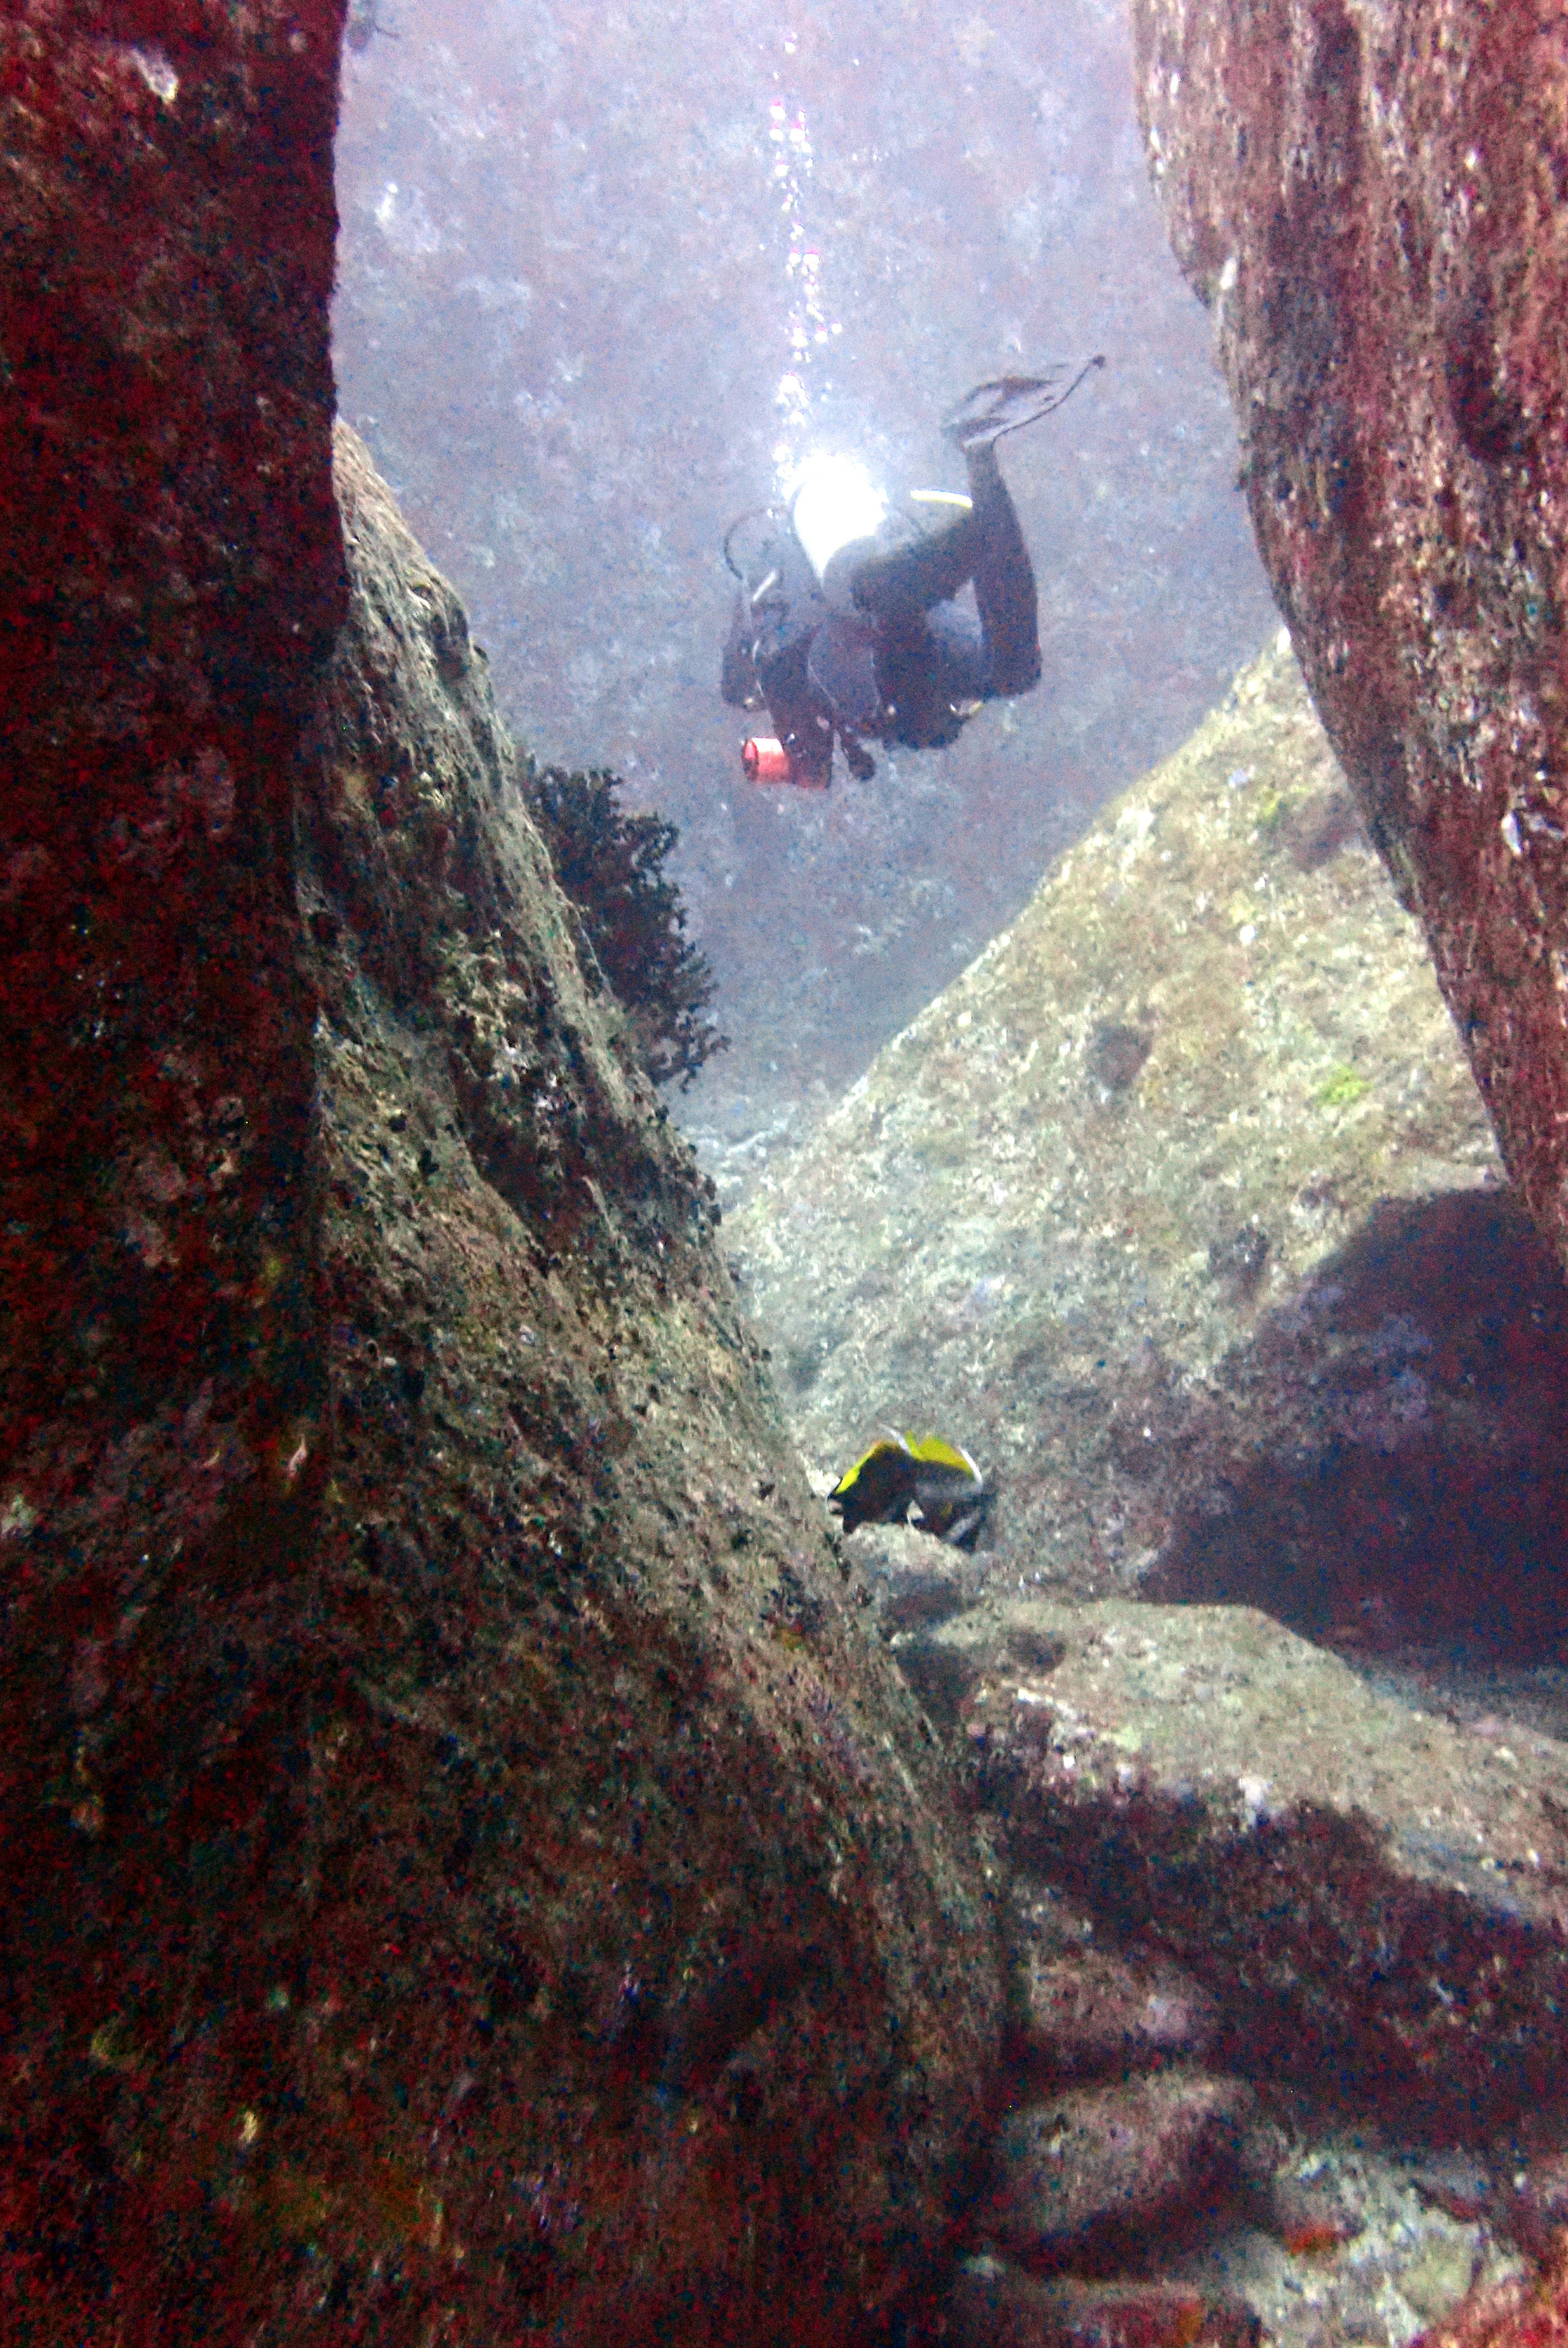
xmin=332 ymin=0 xmax=1279 ymax=1157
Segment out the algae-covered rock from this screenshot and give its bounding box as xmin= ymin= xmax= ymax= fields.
xmin=731 ymin=637 xmax=1568 ymax=1645
xmin=281 ymin=429 xmax=1005 ymax=2339
xmin=913 ymin=1594 xmax=1568 ymax=2129
xmin=950 ymin=2265 xmax=1263 ymax=2348
xmin=984 ymin=2069 xmax=1268 ymax=2263
xmin=0 ymin=20 xmax=1000 ymax=2335
xmin=1130 ymin=0 xmax=1568 ymax=1285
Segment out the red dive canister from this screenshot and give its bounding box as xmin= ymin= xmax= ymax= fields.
xmin=742 ymin=736 xmax=793 ymax=784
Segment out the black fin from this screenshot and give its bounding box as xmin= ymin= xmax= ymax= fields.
xmin=941 ymin=358 xmax=1105 ymax=449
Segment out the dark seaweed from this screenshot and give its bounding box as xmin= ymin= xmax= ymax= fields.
xmin=521 ymin=762 xmax=728 ymax=1089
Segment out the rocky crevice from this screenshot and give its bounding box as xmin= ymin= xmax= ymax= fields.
xmin=0 ymin=18 xmax=1001 ymax=2339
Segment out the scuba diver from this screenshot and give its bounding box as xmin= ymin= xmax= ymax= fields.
xmin=721 ymin=360 xmax=1103 ymax=789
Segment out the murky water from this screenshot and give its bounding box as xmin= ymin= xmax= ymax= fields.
xmin=332 ymin=0 xmax=1278 ymax=1154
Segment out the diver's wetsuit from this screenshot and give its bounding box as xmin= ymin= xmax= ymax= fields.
xmin=722 ymin=398 xmax=1055 ymax=788
xmin=847 ymin=438 xmax=1040 ymax=742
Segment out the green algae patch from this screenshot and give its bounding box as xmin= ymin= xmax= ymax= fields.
xmin=1314 ymin=1067 xmax=1373 ymax=1110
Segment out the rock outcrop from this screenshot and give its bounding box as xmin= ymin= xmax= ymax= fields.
xmin=1416 ymin=2241 xmax=1568 ymax=2348
xmin=1127 ymin=0 xmax=1568 ymax=1275
xmin=0 ymin=13 xmax=1000 ymax=2339
xmin=984 ymin=2068 xmax=1275 ymax=2266
xmin=907 ymin=1595 xmax=1568 ymax=2131
xmin=950 ymin=2264 xmax=1265 ymax=2348
xmin=913 ymin=1594 xmax=1563 ymax=2345
xmin=1108 ymin=20 xmax=1568 ymax=2331
xmin=731 ymin=638 xmax=1568 ymax=1659
xmin=733 ymin=638 xmax=1568 ymax=2336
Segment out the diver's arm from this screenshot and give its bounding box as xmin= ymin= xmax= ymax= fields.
xmin=748 ymin=629 xmax=833 ymax=787
xmin=720 ymin=587 xmax=763 ymax=707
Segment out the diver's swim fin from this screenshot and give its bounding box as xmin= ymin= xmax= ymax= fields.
xmin=941 ymin=358 xmax=1105 ymax=449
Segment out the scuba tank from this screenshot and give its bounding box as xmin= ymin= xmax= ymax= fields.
xmin=786 ymin=454 xmax=887 ymax=589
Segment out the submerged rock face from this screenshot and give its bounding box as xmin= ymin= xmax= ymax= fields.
xmin=0 ymin=0 xmax=345 ymax=1559
xmin=914 ymin=1597 xmax=1568 ymax=2130
xmin=731 ymin=638 xmax=1568 ymax=1658
xmin=1009 ymin=1933 xmax=1219 ymax=2079
xmin=985 ymin=2069 xmax=1268 ymax=2265
xmin=1416 ymin=2242 xmax=1568 ymax=2348
xmin=950 ymin=2266 xmax=1263 ymax=2348
xmin=0 ymin=18 xmax=1000 ymax=2341
xmin=1127 ymin=0 xmax=1568 ymax=1270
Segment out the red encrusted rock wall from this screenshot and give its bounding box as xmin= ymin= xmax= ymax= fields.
xmin=1128 ymin=0 xmax=1568 ymax=1263
xmin=2 ymin=1 xmax=344 ymax=1515
xmin=0 ymin=8 xmax=1001 ymax=2340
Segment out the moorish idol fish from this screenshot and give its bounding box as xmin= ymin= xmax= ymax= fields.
xmin=828 ymin=1430 xmax=991 ymax=1550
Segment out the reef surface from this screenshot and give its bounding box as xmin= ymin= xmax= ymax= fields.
xmin=0 ymin=13 xmax=1000 ymax=2338
xmin=735 ymin=638 xmax=1568 ymax=2335
xmin=730 ymin=635 xmax=1568 ymax=1673
xmin=1129 ymin=0 xmax=1568 ymax=1276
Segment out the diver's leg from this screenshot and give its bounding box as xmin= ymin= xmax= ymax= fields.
xmin=941 ymin=361 xmax=1104 ymax=449
xmin=924 ymin=598 xmax=989 ymax=699
xmin=846 ymin=507 xmax=981 ymax=621
xmin=852 ymin=447 xmax=1037 ymax=711
xmin=846 ymin=447 xmax=1036 ymax=685
xmin=848 ymin=364 xmax=1094 ymax=671
xmin=964 ymin=439 xmax=1040 ymax=697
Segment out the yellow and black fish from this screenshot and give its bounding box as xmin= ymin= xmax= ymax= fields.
xmin=828 ymin=1431 xmax=991 ymax=1550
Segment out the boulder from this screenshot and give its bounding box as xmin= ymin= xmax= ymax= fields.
xmin=950 ymin=2260 xmax=1261 ymax=2348
xmin=1127 ymin=0 xmax=1568 ymax=1275
xmin=1012 ymin=1939 xmax=1220 ymax=2078
xmin=905 ymin=1596 xmax=1568 ymax=2131
xmin=0 ymin=14 xmax=1000 ymax=2338
xmin=838 ymin=1519 xmax=989 ymax=1634
xmin=1411 ymin=2237 xmax=1568 ymax=2348
xmin=731 ymin=638 xmax=1568 ymax=1662
xmin=985 ymin=2070 xmax=1269 ymax=2265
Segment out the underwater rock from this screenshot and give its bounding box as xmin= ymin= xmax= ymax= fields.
xmin=0 ymin=21 xmax=1000 ymax=2339
xmin=841 ymin=1519 xmax=989 ymax=1633
xmin=1412 ymin=2151 xmax=1497 ymax=2227
xmin=0 ymin=0 xmax=345 ymax=1525
xmin=1129 ymin=0 xmax=1568 ymax=1280
xmin=984 ymin=2070 xmax=1269 ymax=2264
xmin=925 ymin=1596 xmax=1568 ymax=2132
xmin=731 ymin=638 xmax=1568 ymax=1652
xmin=960 ymin=2128 xmax=1526 ymax=2348
xmin=1011 ymin=1939 xmax=1220 ymax=2078
xmin=1410 ymin=2236 xmax=1568 ymax=2348
xmin=950 ymin=2263 xmax=1262 ymax=2348
xmin=1492 ymin=2142 xmax=1568 ymax=2266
